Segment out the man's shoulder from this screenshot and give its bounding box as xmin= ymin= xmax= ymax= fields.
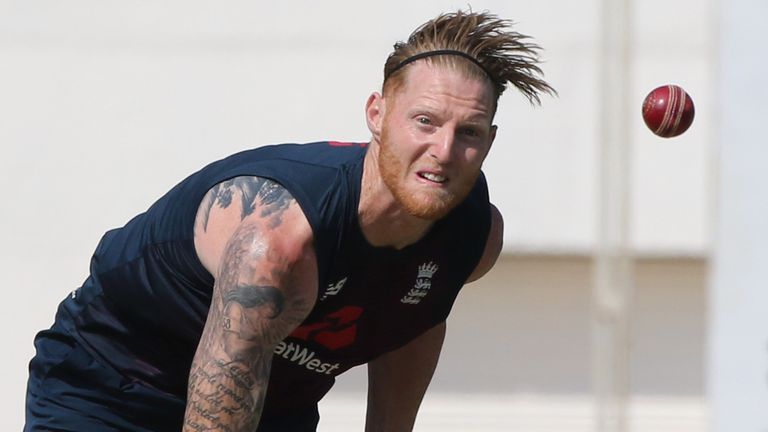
xmin=452 ymin=171 xmax=490 ymax=216
xmin=190 ymin=141 xmax=367 ymax=203
xmin=227 ymin=141 xmax=368 ymax=169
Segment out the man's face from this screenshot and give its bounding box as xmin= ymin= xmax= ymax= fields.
xmin=375 ymin=62 xmax=497 ymax=220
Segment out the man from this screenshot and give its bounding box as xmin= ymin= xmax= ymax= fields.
xmin=25 ymin=10 xmax=554 ymax=432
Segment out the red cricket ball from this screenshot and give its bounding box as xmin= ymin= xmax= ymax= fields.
xmin=642 ymin=85 xmax=695 ymax=138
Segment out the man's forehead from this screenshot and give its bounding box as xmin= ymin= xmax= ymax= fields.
xmin=392 ymin=62 xmax=496 ymax=112
xmin=402 ymin=60 xmax=491 ymax=88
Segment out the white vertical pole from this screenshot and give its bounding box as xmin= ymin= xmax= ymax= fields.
xmin=710 ymin=0 xmax=768 ymax=430
xmin=594 ymin=0 xmax=633 ymax=431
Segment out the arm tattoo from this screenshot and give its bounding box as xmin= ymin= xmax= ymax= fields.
xmin=224 ymin=285 xmax=284 ymax=319
xmin=185 ymin=286 xmax=278 ymax=432
xmin=184 ymin=214 xmax=311 ymax=431
xmin=200 ymin=177 xmax=295 ymax=231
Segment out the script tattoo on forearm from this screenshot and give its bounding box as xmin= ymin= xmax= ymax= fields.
xmin=185 ymin=286 xmax=280 ymax=431
xmin=185 ymin=188 xmax=310 ymax=431
xmin=199 ymin=177 xmax=294 ymax=231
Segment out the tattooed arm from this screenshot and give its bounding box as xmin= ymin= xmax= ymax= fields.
xmin=185 ymin=176 xmax=318 ymax=431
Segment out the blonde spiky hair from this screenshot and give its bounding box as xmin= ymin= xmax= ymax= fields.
xmin=383 ymin=10 xmax=556 ymax=105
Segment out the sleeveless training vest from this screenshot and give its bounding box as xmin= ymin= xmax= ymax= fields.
xmin=55 ymin=141 xmax=491 ymax=414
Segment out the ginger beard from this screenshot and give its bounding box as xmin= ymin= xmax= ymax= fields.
xmin=377 ymin=123 xmax=483 ymax=221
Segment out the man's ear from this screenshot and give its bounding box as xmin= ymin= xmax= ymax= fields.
xmin=489 ymin=125 xmax=498 ymax=150
xmin=365 ymin=92 xmax=386 ymax=141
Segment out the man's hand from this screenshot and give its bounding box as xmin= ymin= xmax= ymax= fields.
xmin=185 ymin=176 xmax=318 ymax=431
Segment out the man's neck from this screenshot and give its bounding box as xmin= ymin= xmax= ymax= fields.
xmin=358 ymin=143 xmax=434 ymax=249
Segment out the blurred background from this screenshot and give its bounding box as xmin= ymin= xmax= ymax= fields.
xmin=1 ymin=0 xmax=766 ymax=430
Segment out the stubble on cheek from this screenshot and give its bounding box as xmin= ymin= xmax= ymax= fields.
xmin=377 ymin=129 xmax=467 ymax=220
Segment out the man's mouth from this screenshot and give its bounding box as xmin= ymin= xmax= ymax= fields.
xmin=418 ymin=172 xmax=447 ymax=183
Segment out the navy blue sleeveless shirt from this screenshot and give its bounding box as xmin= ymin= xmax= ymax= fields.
xmin=56 ymin=141 xmax=491 ymax=415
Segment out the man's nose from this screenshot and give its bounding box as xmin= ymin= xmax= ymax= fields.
xmin=429 ymin=128 xmax=456 ymax=164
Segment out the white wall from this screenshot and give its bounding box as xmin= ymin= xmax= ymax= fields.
xmin=0 ymin=1 xmax=717 ymax=429
xmin=709 ymin=0 xmax=768 ymax=429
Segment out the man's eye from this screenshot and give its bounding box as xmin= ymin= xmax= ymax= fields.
xmin=417 ymin=116 xmax=431 ymax=125
xmin=461 ymin=127 xmax=479 ymax=137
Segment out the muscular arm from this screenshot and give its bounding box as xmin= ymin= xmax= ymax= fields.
xmin=363 ymin=203 xmax=504 ymax=431
xmin=184 ymin=177 xmax=318 ymax=431
xmin=466 ymin=203 xmax=504 ymax=283
xmin=365 ymin=322 xmax=446 ymax=432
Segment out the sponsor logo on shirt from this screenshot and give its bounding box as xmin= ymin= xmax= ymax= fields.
xmin=401 ymin=261 xmax=439 ymax=305
xmin=273 ymin=341 xmax=341 ymax=375
xmin=290 ymin=306 xmax=363 ymax=350
xmin=277 ymin=305 xmax=363 ymax=375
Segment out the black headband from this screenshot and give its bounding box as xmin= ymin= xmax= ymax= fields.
xmin=386 ymin=49 xmax=495 ymax=82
